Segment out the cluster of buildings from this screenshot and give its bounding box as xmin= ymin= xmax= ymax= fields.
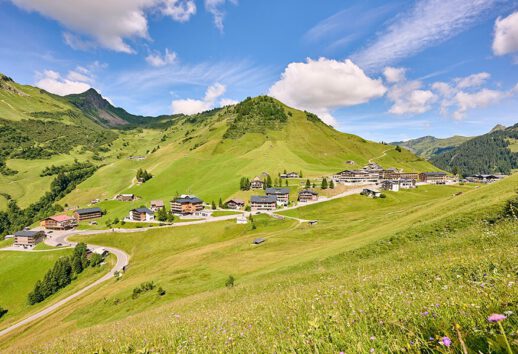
xmin=333 ymin=162 xmax=452 ymax=187
xmin=250 ymin=187 xmax=318 ymax=211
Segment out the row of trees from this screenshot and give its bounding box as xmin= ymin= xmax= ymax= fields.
xmin=27 ymin=243 xmax=102 ymax=305
xmin=304 ymin=178 xmax=334 ymax=189
xmin=136 ymin=168 xmax=153 ymax=183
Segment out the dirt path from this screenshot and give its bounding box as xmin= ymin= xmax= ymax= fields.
xmin=368 ymin=148 xmax=392 ymax=164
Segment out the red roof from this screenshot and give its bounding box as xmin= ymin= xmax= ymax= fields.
xmin=49 ymin=215 xmax=75 ymax=222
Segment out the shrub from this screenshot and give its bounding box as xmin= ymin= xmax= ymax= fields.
xmin=157 ymin=287 xmax=166 ymax=296
xmin=0 ymin=306 xmax=7 ymax=318
xmin=225 ymin=275 xmax=235 ymax=288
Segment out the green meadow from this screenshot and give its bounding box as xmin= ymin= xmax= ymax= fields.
xmin=2 ymin=175 xmax=516 ymax=352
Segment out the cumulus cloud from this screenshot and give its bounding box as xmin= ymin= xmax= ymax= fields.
xmin=493 ymin=11 xmax=518 ymax=56
xmin=268 ymin=58 xmax=387 ymax=126
xmin=384 ymin=70 xmax=437 ymax=115
xmin=383 ymin=67 xmax=407 ymax=84
xmin=454 ymin=72 xmax=490 ymax=89
xmin=35 ymin=69 xmax=92 ymax=96
xmin=452 ymin=89 xmax=507 ymax=120
xmin=11 ymin=0 xmax=197 ymax=53
xmin=145 ymin=48 xmax=177 ymax=67
xmin=171 ymin=83 xmax=232 ymax=115
xmin=205 ymin=0 xmax=237 ymax=32
xmin=352 ymin=0 xmax=498 ymax=69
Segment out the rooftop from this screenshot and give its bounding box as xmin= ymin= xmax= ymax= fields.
xmin=132 ymin=207 xmax=154 ymax=215
xmin=75 ymin=207 xmax=102 ymax=215
xmin=172 ymin=196 xmax=204 ymax=204
xmin=48 ymin=215 xmax=75 ymax=222
xmin=14 ymin=230 xmax=43 ymax=238
xmin=251 ymin=195 xmax=277 ymax=203
xmin=265 ymin=187 xmax=290 ymax=195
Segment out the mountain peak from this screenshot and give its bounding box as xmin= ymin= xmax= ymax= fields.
xmin=489 ymin=124 xmax=506 ymax=133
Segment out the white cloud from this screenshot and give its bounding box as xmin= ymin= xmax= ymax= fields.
xmin=62 ymin=32 xmax=96 ymax=51
xmin=454 ymin=72 xmax=490 ymax=89
xmin=386 ymin=77 xmax=437 ymax=115
xmin=10 ymin=0 xmax=197 ymax=53
xmin=268 ymin=58 xmax=387 ymax=126
xmin=219 ymin=98 xmax=238 ymax=106
xmin=383 ymin=67 xmax=406 ymax=83
xmin=452 ymin=89 xmax=508 ymax=120
xmin=204 ymin=0 xmax=237 ymax=32
xmin=35 ymin=69 xmax=91 ymax=96
xmin=145 ymin=48 xmax=177 ymax=67
xmin=162 ymin=0 xmax=196 ymax=22
xmin=493 ymin=11 xmax=518 ymax=56
xmin=171 ymin=83 xmax=229 ymax=115
xmin=352 ymin=0 xmax=498 ymax=69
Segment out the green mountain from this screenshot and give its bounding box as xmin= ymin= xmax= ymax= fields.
xmin=430 ymin=124 xmax=518 ymax=175
xmin=391 ymin=135 xmax=472 ymax=159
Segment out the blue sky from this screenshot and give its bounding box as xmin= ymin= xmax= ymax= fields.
xmin=0 ymin=0 xmax=517 ymax=142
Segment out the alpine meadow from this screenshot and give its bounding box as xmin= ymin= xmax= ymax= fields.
xmin=0 ymin=1 xmax=517 ymax=353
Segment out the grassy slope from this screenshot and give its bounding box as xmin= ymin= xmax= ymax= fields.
xmin=3 ymin=175 xmax=517 ymax=352
xmin=61 ymin=103 xmax=440 ymax=223
xmin=0 ymin=250 xmax=114 ymax=330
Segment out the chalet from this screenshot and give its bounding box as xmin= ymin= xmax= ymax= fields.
xmin=280 ymin=172 xmax=300 ymax=179
xmin=170 ymin=195 xmax=204 ymax=215
xmin=150 ymin=200 xmax=165 ymax=212
xmin=250 ymin=176 xmax=265 ymax=189
xmin=380 ymin=171 xmax=419 ymax=181
xmin=236 ymin=215 xmax=248 ymax=224
xmin=14 ymin=230 xmax=45 ymax=248
xmin=116 ymin=194 xmax=135 ymax=202
xmin=333 ymin=170 xmax=379 ymax=184
xmin=361 ymin=189 xmax=381 ymax=198
xmin=419 ymin=172 xmax=447 ymax=184
xmin=74 ymin=207 xmax=102 ymax=221
xmin=467 ymin=174 xmax=506 ymax=184
xmin=266 ymin=187 xmax=290 ymax=205
xmin=399 ymin=179 xmax=417 ymax=189
xmin=250 ymin=195 xmax=277 ymax=211
xmin=363 ymin=162 xmax=383 ymax=172
xmin=129 ymin=208 xmax=155 ymax=222
xmin=193 ymin=210 xmax=213 ymax=218
xmin=40 ymin=215 xmax=77 ymax=230
xmin=226 ymin=199 xmax=245 ymax=209
xmin=298 ymin=189 xmax=318 ymax=202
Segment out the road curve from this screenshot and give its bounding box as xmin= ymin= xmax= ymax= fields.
xmin=0 ymin=234 xmax=129 ymax=338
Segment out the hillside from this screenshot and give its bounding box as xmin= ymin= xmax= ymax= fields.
xmin=59 ymin=96 xmax=440 ymax=222
xmin=2 ymin=174 xmax=517 ymax=352
xmin=391 ymin=135 xmax=472 ymax=159
xmin=431 ymin=124 xmax=518 ymax=175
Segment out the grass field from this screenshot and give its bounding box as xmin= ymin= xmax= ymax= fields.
xmin=0 ymin=249 xmax=115 ymax=330
xmin=2 ymin=175 xmax=516 ymax=352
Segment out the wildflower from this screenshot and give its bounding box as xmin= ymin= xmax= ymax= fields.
xmin=370 ymin=348 xmax=375 ymax=353
xmin=370 ymin=336 xmax=376 ymax=341
xmin=422 ymin=311 xmax=429 ymax=316
xmin=503 ymin=311 xmax=513 ymax=316
xmin=488 ymin=314 xmax=506 ymax=322
xmin=429 ymin=337 xmax=434 ymax=341
xmin=440 ymin=336 xmax=452 ymax=347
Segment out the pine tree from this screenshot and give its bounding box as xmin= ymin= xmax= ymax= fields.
xmin=305 ymin=179 xmax=311 ymax=188
xmin=299 ymin=170 xmax=303 ymax=178
xmin=329 ymin=179 xmax=335 ymax=189
xmin=285 ymin=179 xmax=288 ymax=186
xmin=321 ymin=178 xmax=328 ymax=189
xmin=211 ymin=201 xmax=217 ymax=210
xmin=218 ymin=197 xmax=223 ymax=208
xmin=266 ymin=175 xmax=273 ymax=188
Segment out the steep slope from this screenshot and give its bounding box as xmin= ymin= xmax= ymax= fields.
xmin=61 ymin=96 xmax=440 ymax=220
xmin=65 ymin=89 xmax=168 ymax=128
xmin=391 ymin=135 xmax=472 ymax=159
xmin=431 ymin=124 xmax=518 ymax=175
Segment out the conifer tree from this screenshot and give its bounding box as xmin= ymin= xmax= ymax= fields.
xmin=305 ymin=179 xmax=311 ymax=189
xmin=321 ymin=178 xmax=328 ymax=189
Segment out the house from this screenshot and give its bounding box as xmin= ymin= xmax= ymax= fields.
xmin=93 ymin=247 xmax=109 ymax=257
xmin=129 ymin=207 xmax=155 ymax=222
xmin=399 ymin=179 xmax=417 ymax=189
xmin=170 ymin=195 xmax=204 ymax=215
xmin=150 ymin=200 xmax=165 ymax=212
xmin=363 ymin=162 xmax=383 ymax=172
xmin=74 ymin=207 xmax=103 ymax=221
xmin=266 ymin=187 xmax=290 ymax=205
xmin=193 ymin=210 xmax=213 ymax=218
xmin=40 ymin=215 xmax=77 ymax=230
xmin=250 ymin=195 xmax=277 ymax=211
xmin=250 ymin=176 xmax=264 ymax=189
xmin=419 ymin=172 xmax=447 ymax=184
xmin=115 ymin=194 xmax=135 ymax=202
xmin=298 ymin=189 xmax=318 ymax=202
xmin=236 ymin=215 xmax=248 ymax=224
xmin=380 ymin=171 xmax=419 ymax=181
xmin=253 ymin=238 xmax=265 ymax=245
xmin=467 ymin=174 xmax=506 ymax=184
xmin=380 ymin=180 xmax=400 ymax=192
xmin=280 ymin=172 xmax=300 ymax=179
xmin=361 ymin=189 xmax=382 ymax=198
xmin=14 ymin=230 xmax=45 ymax=248
xmin=333 ymin=170 xmax=379 ymax=184
xmin=226 ymin=199 xmax=245 ymax=209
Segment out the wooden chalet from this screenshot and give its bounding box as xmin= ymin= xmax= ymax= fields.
xmin=150 ymin=200 xmax=165 ymax=212
xmin=419 ymin=172 xmax=447 ymax=184
xmin=298 ymin=189 xmax=318 ymax=202
xmin=129 ymin=207 xmax=155 ymax=222
xmin=265 ymin=187 xmax=290 ymax=205
xmin=170 ymin=195 xmax=204 ymax=215
xmin=116 ymin=194 xmax=135 ymax=202
xmin=250 ymin=195 xmax=277 ymax=211
xmin=226 ymin=198 xmax=245 ymax=209
xmin=380 ymin=171 xmax=419 ymax=181
xmin=40 ymin=215 xmax=77 ymax=230
xmin=333 ymin=170 xmax=379 ymax=184
xmin=14 ymin=230 xmax=45 ymax=248
xmin=361 ymin=189 xmax=381 ymax=198
xmin=250 ymin=176 xmax=265 ymax=189
xmin=74 ymin=207 xmax=103 ymax=221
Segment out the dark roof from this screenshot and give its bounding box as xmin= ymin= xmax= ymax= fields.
xmin=421 ymin=172 xmax=447 ymax=176
xmin=250 ymin=195 xmax=277 ymax=203
xmin=265 ymin=187 xmax=290 ymax=195
xmin=14 ymin=230 xmax=43 ymax=238
xmin=299 ymin=189 xmax=318 ymax=195
xmin=132 ymin=207 xmax=154 ymax=214
xmin=75 ymin=207 xmax=102 ymax=215
xmin=253 ymin=238 xmax=265 ymax=244
xmin=226 ymin=199 xmax=245 ymax=204
xmin=172 ymin=197 xmax=204 ymax=204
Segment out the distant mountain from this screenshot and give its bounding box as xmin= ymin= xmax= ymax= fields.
xmin=489 ymin=124 xmax=506 ymax=133
xmin=65 ymin=88 xmax=170 ymax=128
xmin=430 ymin=124 xmax=518 ymax=176
xmin=390 ymin=135 xmax=472 ymax=159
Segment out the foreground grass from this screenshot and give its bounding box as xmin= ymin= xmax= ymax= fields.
xmin=2 ymin=177 xmax=517 ymax=352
